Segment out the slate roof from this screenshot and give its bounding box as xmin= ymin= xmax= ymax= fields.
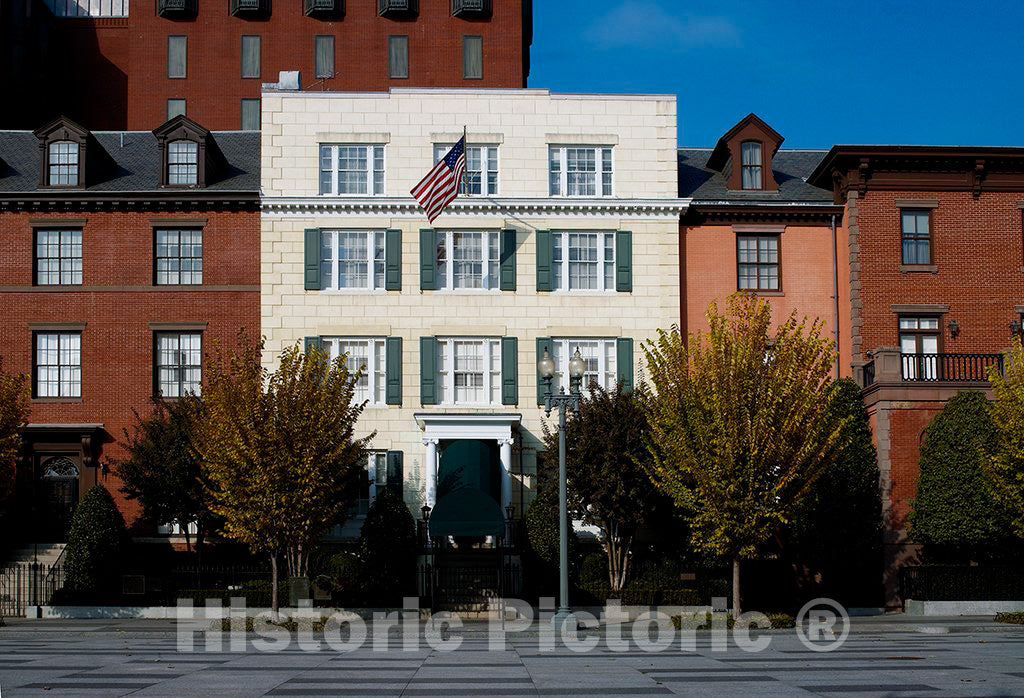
xmin=679 ymin=148 xmax=833 ymax=203
xmin=0 ymin=131 xmax=259 ymax=193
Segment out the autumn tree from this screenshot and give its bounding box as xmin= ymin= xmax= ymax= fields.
xmin=0 ymin=357 xmax=30 ymax=545
xmin=643 ymin=294 xmax=849 ymax=618
xmin=197 ymin=335 xmax=372 ymax=613
xmin=543 ymin=382 xmax=663 ymax=592
xmin=118 ymin=395 xmax=213 ymax=552
xmin=984 ymin=338 xmax=1024 ymax=540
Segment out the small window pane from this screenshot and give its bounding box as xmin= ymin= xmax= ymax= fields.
xmin=389 ymin=36 xmax=409 ymax=79
xmin=241 ymin=99 xmax=260 ymax=131
xmin=47 ymin=141 xmax=79 ymax=186
xmin=167 ymin=140 xmax=199 ymax=186
xmin=35 ymin=332 xmax=81 ymax=398
xmin=167 ymin=99 xmax=186 ymax=120
xmin=155 ymin=228 xmax=203 ymax=285
xmin=156 ymin=332 xmax=202 ymax=397
xmin=241 ymin=36 xmax=261 ymax=79
xmin=315 ymin=35 xmax=335 ymax=79
xmin=168 ymin=36 xmax=187 ymax=79
xmin=36 ymin=229 xmax=82 ymax=285
xmin=463 ymin=36 xmax=483 ymax=79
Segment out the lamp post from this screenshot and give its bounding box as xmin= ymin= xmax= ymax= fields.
xmin=538 ymin=346 xmax=585 ymax=631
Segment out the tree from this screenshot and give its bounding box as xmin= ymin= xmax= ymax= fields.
xmin=357 ymin=488 xmax=417 ymax=604
xmin=543 ymin=382 xmax=662 ymax=592
xmin=0 ymin=357 xmax=30 ymax=542
xmin=985 ymin=338 xmax=1024 ymax=540
xmin=117 ymin=395 xmax=212 ymax=552
xmin=197 ymin=334 xmax=372 ymax=613
xmin=787 ymin=378 xmax=883 ymax=606
xmin=910 ymin=391 xmax=1013 ymax=560
xmin=525 ymin=470 xmax=579 ymax=596
xmin=643 ymin=294 xmax=849 ymax=618
xmin=64 ymin=485 xmax=129 ymax=599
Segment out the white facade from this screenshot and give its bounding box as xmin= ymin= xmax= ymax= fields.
xmin=260 ymin=88 xmax=684 ymax=522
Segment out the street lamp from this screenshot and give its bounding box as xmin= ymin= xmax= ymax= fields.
xmin=538 ymin=346 xmax=585 ymax=631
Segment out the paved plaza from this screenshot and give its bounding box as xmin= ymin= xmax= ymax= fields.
xmin=1 ymin=617 xmax=1023 ymax=696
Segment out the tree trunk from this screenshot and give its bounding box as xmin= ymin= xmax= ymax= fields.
xmin=732 ymin=557 xmax=741 ymax=621
xmin=270 ymin=554 xmax=279 ymax=618
xmin=604 ymin=523 xmax=633 ymax=594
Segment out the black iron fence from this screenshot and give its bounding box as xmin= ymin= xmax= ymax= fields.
xmin=899 ymin=565 xmax=1024 ymax=602
xmin=0 ymin=562 xmax=57 ymax=617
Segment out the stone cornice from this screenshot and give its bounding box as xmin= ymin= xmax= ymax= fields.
xmin=261 ymin=197 xmax=690 ymax=219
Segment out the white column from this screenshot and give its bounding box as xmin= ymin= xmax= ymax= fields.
xmin=498 ymin=437 xmax=513 ymax=513
xmin=423 ymin=438 xmax=439 ymax=508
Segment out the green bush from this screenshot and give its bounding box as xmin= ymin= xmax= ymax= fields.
xmin=670 ymin=611 xmax=794 ymax=630
xmin=357 ymin=489 xmax=416 ymax=604
xmin=578 ymin=552 xmax=607 ymax=588
xmin=525 ymin=478 xmax=579 ymax=596
xmin=995 ymin=611 xmax=1024 ymax=624
xmin=322 ymin=552 xmax=362 ymax=594
xmin=64 ymin=486 xmax=128 ymax=600
xmin=910 ymin=392 xmax=1015 ymax=561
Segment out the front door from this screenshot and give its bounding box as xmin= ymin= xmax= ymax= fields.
xmin=37 ymin=455 xmax=80 ymax=542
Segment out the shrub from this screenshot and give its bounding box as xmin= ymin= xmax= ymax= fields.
xmin=64 ymin=485 xmax=128 ymax=600
xmin=670 ymin=611 xmax=794 ymax=630
xmin=357 ymin=488 xmax=416 ymax=604
xmin=525 ymin=477 xmax=579 ymax=595
xmin=322 ymin=552 xmax=362 ymax=594
xmin=995 ymin=611 xmax=1024 ymax=624
xmin=578 ymin=552 xmax=607 ymax=588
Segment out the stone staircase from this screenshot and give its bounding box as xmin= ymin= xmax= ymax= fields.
xmin=4 ymin=544 xmax=67 ymax=568
xmin=1 ymin=544 xmax=67 ymax=617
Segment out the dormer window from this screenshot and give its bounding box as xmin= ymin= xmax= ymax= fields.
xmin=48 ymin=141 xmax=80 ymax=186
xmin=168 ymin=140 xmax=199 ymax=186
xmin=741 ymin=141 xmax=762 ymax=190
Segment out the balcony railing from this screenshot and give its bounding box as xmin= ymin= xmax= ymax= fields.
xmin=452 ymin=0 xmax=491 ymax=18
xmin=378 ymin=0 xmax=418 ymax=18
xmin=304 ymin=0 xmax=344 ymax=17
xmin=900 ymin=352 xmax=1003 ymax=382
xmin=231 ymin=0 xmax=271 ymax=17
xmin=158 ymin=0 xmax=198 ymax=17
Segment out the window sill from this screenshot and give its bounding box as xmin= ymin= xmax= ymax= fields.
xmin=31 ymin=397 xmax=83 ymax=404
xmin=550 ymin=289 xmax=618 ymax=295
xmin=741 ymin=290 xmax=784 ymax=297
xmin=317 ymin=288 xmax=390 ymax=294
xmin=900 ymin=264 xmax=938 ymax=273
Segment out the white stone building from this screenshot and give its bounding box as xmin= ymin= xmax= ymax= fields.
xmin=260 ymin=87 xmax=684 ymax=537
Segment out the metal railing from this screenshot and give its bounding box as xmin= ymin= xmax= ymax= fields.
xmin=452 ymin=0 xmax=491 ymax=16
xmin=899 ymin=565 xmax=1024 ymax=602
xmin=378 ymin=0 xmax=418 ymax=16
xmin=157 ymin=0 xmax=197 ymax=16
xmin=304 ymin=0 xmax=344 ymax=15
xmin=0 ymin=560 xmax=63 ymax=617
xmin=862 ymin=360 xmax=876 ymax=387
xmin=231 ymin=0 xmax=270 ymax=15
xmin=900 ymin=353 xmax=1003 ymax=382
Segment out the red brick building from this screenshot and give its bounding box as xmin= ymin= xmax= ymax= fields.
xmin=1 ymin=0 xmax=533 ymax=131
xmin=808 ymin=147 xmax=1024 ymax=606
xmin=0 ymin=114 xmax=259 ymax=541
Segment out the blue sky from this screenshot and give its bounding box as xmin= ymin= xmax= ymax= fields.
xmin=529 ymin=1 xmax=1024 ymax=149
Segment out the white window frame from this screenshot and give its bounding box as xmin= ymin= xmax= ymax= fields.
xmin=36 ymin=229 xmax=82 ymax=285
xmin=549 ymin=145 xmax=613 ymax=197
xmin=433 ymin=143 xmax=499 ymax=196
xmin=35 ymin=332 xmax=82 ymax=398
xmin=47 ymin=141 xmax=80 ymax=186
xmin=436 ymin=337 xmax=501 ymax=406
xmin=552 ymin=231 xmax=616 ymax=292
xmin=436 ymin=230 xmax=500 ymax=291
xmin=155 ymin=332 xmax=202 ymax=398
xmin=44 ymin=0 xmax=129 ymax=18
xmin=551 ymin=338 xmax=617 ymax=393
xmin=155 ymin=228 xmax=203 ymax=285
xmin=323 ymin=336 xmax=387 ymax=406
xmin=319 ymin=144 xmax=385 ymax=196
xmin=319 ymin=230 xmax=386 ymax=291
xmin=167 ymin=140 xmax=199 ymax=186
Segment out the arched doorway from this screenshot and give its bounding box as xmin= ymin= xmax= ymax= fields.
xmin=38 ymin=456 xmax=80 ymax=542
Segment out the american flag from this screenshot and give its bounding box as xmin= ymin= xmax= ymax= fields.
xmin=410 ymin=137 xmax=466 ymax=223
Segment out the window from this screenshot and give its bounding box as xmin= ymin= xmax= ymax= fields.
xmin=35 ymin=332 xmax=81 ymax=398
xmin=323 ymin=337 xmax=387 ymax=405
xmin=435 ymin=231 xmax=500 ymax=290
xmin=437 ymin=338 xmax=501 ymax=405
xmin=549 ymin=146 xmax=613 ymax=197
xmin=168 ymin=36 xmax=187 ymax=79
xmin=433 ymin=144 xmax=497 ymax=196
xmin=44 ymin=0 xmax=128 ymax=16
xmin=901 ymin=210 xmax=932 ymax=265
xmin=737 ymin=235 xmax=780 ymax=291
xmin=36 ymin=230 xmax=82 ymax=285
xmin=156 ymin=332 xmax=202 ymax=397
xmin=741 ymin=141 xmax=762 ymax=190
xmin=552 ymin=231 xmax=615 ymax=291
xmin=47 ymin=141 xmax=79 ymax=186
xmin=157 ymin=520 xmax=199 ymax=536
xmin=389 ymin=36 xmax=409 ymax=79
xmin=550 ymin=339 xmax=617 ymax=393
xmin=241 ymin=99 xmax=260 ymax=131
xmin=899 ymin=316 xmax=940 ymax=380
xmin=155 ymin=229 xmax=202 ymax=285
xmin=315 ymin=35 xmax=335 ymax=79
xmin=350 ymin=453 xmax=386 ymax=517
xmin=241 ymin=36 xmax=261 ymax=79
xmin=319 ymin=145 xmax=385 ymax=195
xmin=319 ymin=230 xmax=385 ymax=290
xmin=463 ymin=36 xmax=483 ymax=79
xmin=167 ymin=140 xmax=199 ymax=185
xmin=167 ymin=99 xmax=186 ymax=120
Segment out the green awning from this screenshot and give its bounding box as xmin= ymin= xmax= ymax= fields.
xmin=429 ymin=439 xmax=504 ymax=537
xmin=429 ymin=487 xmax=505 ymax=537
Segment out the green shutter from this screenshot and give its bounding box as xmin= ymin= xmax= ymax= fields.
xmin=615 ymin=230 xmax=632 ymax=292
xmin=385 ymin=336 xmax=402 ymax=405
xmin=616 ymin=338 xmax=634 ymax=393
xmin=385 ymin=451 xmax=403 ymax=496
xmin=501 ymin=336 xmax=518 ymax=406
xmin=500 ymin=228 xmax=517 ymax=291
xmin=304 ymin=336 xmax=322 ymax=354
xmin=420 ymin=336 xmax=437 ymax=405
xmin=419 ymin=228 xmax=437 ymax=291
xmin=304 ymin=228 xmax=321 ymax=290
xmin=536 ymin=336 xmax=552 ymax=405
xmin=385 ymin=229 xmax=402 ymax=291
xmin=535 ymin=230 xmax=552 ymax=292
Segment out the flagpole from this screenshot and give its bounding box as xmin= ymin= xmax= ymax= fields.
xmin=461 ymin=126 xmax=469 ymax=196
